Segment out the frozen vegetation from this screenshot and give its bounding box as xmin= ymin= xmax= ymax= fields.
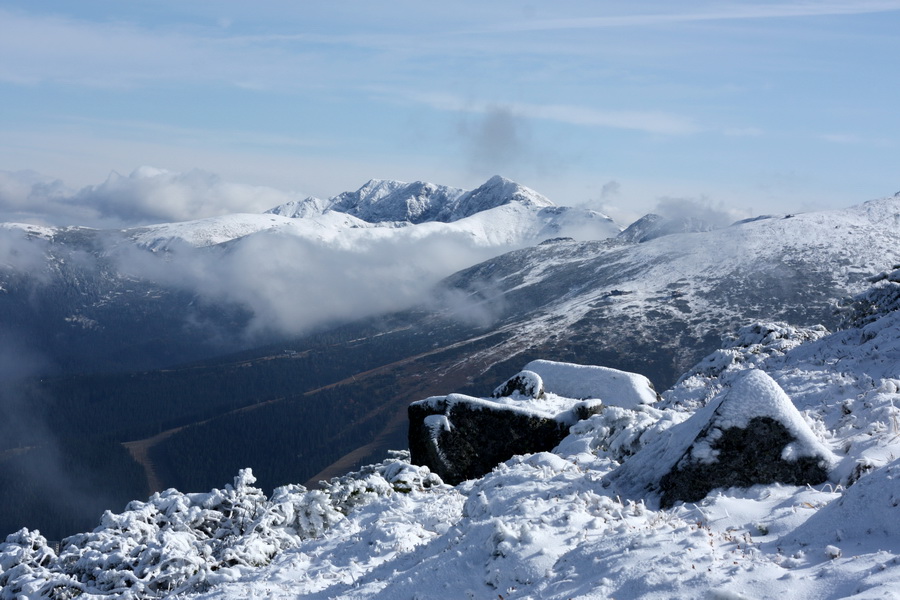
xmin=2 ymin=265 xmax=900 ymax=599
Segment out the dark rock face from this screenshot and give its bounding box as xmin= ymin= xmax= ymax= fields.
xmin=408 ymin=396 xmax=600 ymax=485
xmin=491 ymin=370 xmax=544 ymax=399
xmin=658 ymin=417 xmax=830 ymax=508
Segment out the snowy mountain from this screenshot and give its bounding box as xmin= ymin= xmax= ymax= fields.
xmin=135 ymin=175 xmax=613 ymax=250
xmin=264 ymin=174 xmax=558 ymax=225
xmin=428 ymin=196 xmax=900 ymax=386
xmin=3 ymin=266 xmax=899 ymax=599
xmin=0 ymin=175 xmax=621 ymax=375
xmin=2 ymin=188 xmax=900 ymax=557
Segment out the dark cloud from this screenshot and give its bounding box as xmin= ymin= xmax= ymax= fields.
xmin=455 ymin=105 xmax=540 ymax=178
xmin=600 ymin=180 xmax=621 ymax=200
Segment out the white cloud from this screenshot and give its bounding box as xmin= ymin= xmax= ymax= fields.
xmin=653 ymin=195 xmax=748 ymax=227
xmin=0 ymin=167 xmax=310 ymax=227
xmin=72 ymin=167 xmax=303 ymax=224
xmin=105 ymin=224 xmax=504 ymax=339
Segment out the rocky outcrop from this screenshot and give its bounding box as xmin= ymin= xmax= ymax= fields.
xmin=408 ymin=394 xmax=601 ymax=485
xmin=609 ymin=369 xmax=836 ymax=507
xmin=409 ymin=361 xmax=658 ymax=485
xmin=657 ymin=415 xmax=830 ymax=507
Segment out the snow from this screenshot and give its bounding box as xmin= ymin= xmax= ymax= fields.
xmin=523 ymin=359 xmax=659 ymax=408
xmin=0 ymin=222 xmax=57 ymax=240
xmin=414 ymin=391 xmax=598 ymax=422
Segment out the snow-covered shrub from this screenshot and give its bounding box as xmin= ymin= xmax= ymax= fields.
xmin=559 ymin=404 xmax=685 ymax=465
xmin=0 ymin=529 xmax=79 ymax=600
xmin=840 ymin=267 xmax=900 ymax=328
xmin=723 ymin=322 xmax=829 ymax=353
xmin=323 ymin=450 xmax=444 ymax=512
xmin=0 ymin=457 xmax=445 ymax=599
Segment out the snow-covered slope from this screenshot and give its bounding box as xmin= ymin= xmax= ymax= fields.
xmin=4 ymin=268 xmax=899 ymax=599
xmin=431 ymin=196 xmax=900 ymax=386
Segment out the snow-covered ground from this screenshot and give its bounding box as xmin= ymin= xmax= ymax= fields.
xmin=2 ymin=269 xmax=899 ymax=599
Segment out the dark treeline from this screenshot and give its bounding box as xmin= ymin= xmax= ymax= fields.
xmin=149 ymin=375 xmax=400 ymax=494
xmin=0 ymin=311 xmax=482 ymax=540
xmin=0 ymin=437 xmax=147 ymax=540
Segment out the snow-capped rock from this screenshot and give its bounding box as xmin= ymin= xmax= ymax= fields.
xmin=523 ymin=359 xmax=659 ymax=408
xmin=437 ymin=174 xmax=554 ymax=222
xmin=608 ymin=369 xmax=835 ymax=507
xmin=326 ymin=179 xmax=465 ymax=224
xmin=408 ymin=391 xmax=602 ymax=485
xmin=492 ymin=369 xmax=545 ymax=399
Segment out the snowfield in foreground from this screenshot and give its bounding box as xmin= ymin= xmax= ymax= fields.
xmin=2 ymin=273 xmax=900 ymax=599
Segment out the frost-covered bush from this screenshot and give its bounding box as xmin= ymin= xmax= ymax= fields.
xmin=323 ymin=450 xmax=444 ymax=512
xmin=0 ymin=456 xmax=445 ymax=599
xmin=840 ymin=267 xmax=900 ymax=328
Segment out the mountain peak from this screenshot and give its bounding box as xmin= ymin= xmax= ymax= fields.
xmin=441 ymin=175 xmax=554 ymax=222
xmin=263 ymin=176 xmax=556 ymax=225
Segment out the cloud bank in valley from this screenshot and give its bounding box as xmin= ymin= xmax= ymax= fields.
xmin=113 ymin=228 xmax=505 ymax=340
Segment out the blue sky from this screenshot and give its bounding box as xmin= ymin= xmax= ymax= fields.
xmin=1 ymin=1 xmax=899 ymax=225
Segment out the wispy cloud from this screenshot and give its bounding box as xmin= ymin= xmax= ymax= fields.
xmin=0 ymin=8 xmax=317 ymax=90
xmin=411 ymin=92 xmax=697 ymax=136
xmin=484 ymin=1 xmax=900 ymax=33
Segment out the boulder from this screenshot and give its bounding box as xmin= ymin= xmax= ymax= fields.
xmin=408 ymin=393 xmax=601 ymax=485
xmin=609 ymin=369 xmax=836 ymax=507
